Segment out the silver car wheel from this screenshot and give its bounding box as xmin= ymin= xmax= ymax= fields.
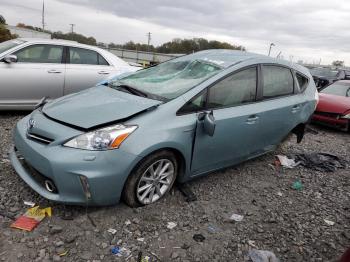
xmin=136 ymin=159 xmax=175 ymax=205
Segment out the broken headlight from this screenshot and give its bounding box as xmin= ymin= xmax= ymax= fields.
xmin=63 ymin=124 xmax=137 ymax=150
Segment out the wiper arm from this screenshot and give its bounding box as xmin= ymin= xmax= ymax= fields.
xmin=115 ymin=84 xmax=148 ymax=98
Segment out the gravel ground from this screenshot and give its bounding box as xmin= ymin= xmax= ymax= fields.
xmin=0 ymin=112 xmax=349 ymax=262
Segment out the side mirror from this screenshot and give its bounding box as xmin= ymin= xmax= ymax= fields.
xmin=3 ymin=54 xmax=17 ymax=63
xmin=203 ymin=111 xmax=216 ymax=136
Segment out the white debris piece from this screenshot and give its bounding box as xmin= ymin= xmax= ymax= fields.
xmin=276 ymin=155 xmax=300 ymax=168
xmin=108 ymin=228 xmax=117 ymax=234
xmin=229 ymin=213 xmax=244 ymax=222
xmin=23 ymin=201 xmax=35 ymax=207
xmin=324 ymin=219 xmax=335 ymax=226
xmin=167 ymin=222 xmax=177 ymax=229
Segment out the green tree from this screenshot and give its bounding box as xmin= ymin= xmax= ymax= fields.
xmin=332 ymin=60 xmax=344 ymax=68
xmin=51 ymin=32 xmax=97 ymax=46
xmin=0 ymin=15 xmax=6 ymax=24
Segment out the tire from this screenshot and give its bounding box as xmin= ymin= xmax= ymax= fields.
xmin=122 ymin=150 xmax=178 ymax=207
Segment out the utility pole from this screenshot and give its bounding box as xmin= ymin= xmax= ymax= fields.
xmin=268 ymin=43 xmax=275 ymax=56
xmin=70 ymin=24 xmax=75 ymax=34
xmin=146 ymin=32 xmax=151 ymax=52
xmin=42 ymin=0 xmax=45 ymax=31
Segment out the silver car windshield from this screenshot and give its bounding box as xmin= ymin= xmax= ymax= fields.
xmin=110 ymin=60 xmax=222 ymax=100
xmin=0 ymin=39 xmax=26 ymax=54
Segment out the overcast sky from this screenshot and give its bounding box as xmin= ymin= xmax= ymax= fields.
xmin=1 ymin=0 xmax=349 ymax=65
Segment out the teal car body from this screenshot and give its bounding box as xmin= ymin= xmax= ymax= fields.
xmin=10 ymin=50 xmax=318 ymax=206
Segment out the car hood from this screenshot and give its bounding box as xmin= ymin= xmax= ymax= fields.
xmin=316 ymin=93 xmax=350 ymax=114
xmin=42 ymin=86 xmax=162 ymax=129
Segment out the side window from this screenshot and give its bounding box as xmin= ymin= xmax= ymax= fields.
xmin=262 ymin=65 xmax=294 ymax=98
xmin=69 ymin=47 xmax=99 ymax=65
xmin=14 ymin=45 xmax=63 ymax=63
xmin=178 ymin=90 xmax=207 ymax=114
xmin=98 ymin=54 xmax=109 ymax=65
xmin=296 ymin=73 xmax=308 ymax=92
xmin=207 ymin=67 xmax=257 ymax=108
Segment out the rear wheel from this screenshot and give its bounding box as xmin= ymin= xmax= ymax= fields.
xmin=122 ymin=151 xmax=178 ymax=207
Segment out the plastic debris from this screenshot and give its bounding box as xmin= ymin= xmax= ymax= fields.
xmin=248 ymin=240 xmax=258 ymax=248
xmin=291 ymin=152 xmax=347 ymax=172
xmin=58 ymin=250 xmax=68 ymax=257
xmin=276 ymin=155 xmax=300 ymax=168
xmin=207 ymin=225 xmax=217 ymax=233
xmin=229 ymin=213 xmax=244 ymax=222
xmin=107 ymin=228 xmax=117 ymax=234
xmin=111 ymin=246 xmax=131 ymax=257
xmin=23 ymin=201 xmax=35 ymax=207
xmin=137 ymin=238 xmax=145 ymax=242
xmin=193 ymin=234 xmax=205 ymax=242
xmin=324 ymin=219 xmax=335 ymax=226
xmin=11 ymin=206 xmax=52 ymax=231
xmin=167 ymin=222 xmax=177 ymax=229
xmin=125 ymin=219 xmax=131 ymax=226
xmin=292 ymin=180 xmax=303 ymax=191
xmin=248 ymin=249 xmax=280 ymax=262
xmin=276 ymin=191 xmax=283 ymax=197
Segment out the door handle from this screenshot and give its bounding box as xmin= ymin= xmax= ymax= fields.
xmin=292 ymin=105 xmax=301 ymax=113
xmin=246 ymin=115 xmax=259 ymax=124
xmin=47 ymin=69 xmax=62 ymax=74
xmin=98 ymin=71 xmax=110 ymax=75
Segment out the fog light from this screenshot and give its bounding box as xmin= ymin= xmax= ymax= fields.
xmin=79 ymin=175 xmax=92 ymax=200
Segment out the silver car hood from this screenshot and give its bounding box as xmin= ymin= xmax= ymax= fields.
xmin=42 ymin=86 xmax=161 ymax=129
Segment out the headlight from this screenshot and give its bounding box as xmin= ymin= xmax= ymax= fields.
xmin=63 ymin=124 xmax=137 ymax=150
xmin=341 ymin=113 xmax=350 ymax=119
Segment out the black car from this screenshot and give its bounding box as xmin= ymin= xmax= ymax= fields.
xmin=310 ymin=67 xmax=350 ymax=90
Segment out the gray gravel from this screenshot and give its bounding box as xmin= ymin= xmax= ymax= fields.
xmin=0 ymin=112 xmax=349 ymax=262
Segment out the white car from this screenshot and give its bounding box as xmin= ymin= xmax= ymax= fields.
xmin=0 ymin=38 xmax=139 ymax=110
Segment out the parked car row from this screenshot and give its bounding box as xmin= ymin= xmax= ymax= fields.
xmin=7 ymin=48 xmax=319 ymax=206
xmin=309 ymin=67 xmax=350 ymax=90
xmin=0 ymin=38 xmax=139 ymax=110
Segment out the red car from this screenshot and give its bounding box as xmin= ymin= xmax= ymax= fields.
xmin=312 ymin=80 xmax=350 ymax=131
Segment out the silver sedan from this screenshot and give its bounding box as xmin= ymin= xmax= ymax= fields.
xmin=0 ymin=38 xmax=139 ymax=110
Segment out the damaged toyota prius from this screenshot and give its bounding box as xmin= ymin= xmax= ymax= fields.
xmin=10 ymin=50 xmax=318 ymax=207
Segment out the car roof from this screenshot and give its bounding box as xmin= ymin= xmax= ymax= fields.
xmin=174 ymin=49 xmax=309 ymax=74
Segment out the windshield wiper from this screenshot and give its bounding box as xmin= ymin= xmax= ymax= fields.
xmin=114 ymin=84 xmax=148 ymax=98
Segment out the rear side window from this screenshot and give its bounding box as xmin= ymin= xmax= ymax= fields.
xmin=14 ymin=44 xmax=63 ymax=63
xmin=263 ymin=65 xmax=294 ymax=98
xmin=69 ymin=47 xmax=108 ymax=65
xmin=296 ymin=73 xmax=308 ymax=92
xmin=207 ymin=67 xmax=257 ymax=108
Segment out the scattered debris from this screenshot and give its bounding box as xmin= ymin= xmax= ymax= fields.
xmin=111 ymin=246 xmax=131 ymax=257
xmin=11 ymin=206 xmax=52 ymax=232
xmin=276 ymin=191 xmax=283 ymax=197
xmin=107 ymin=228 xmax=117 ymax=234
xmin=193 ymin=234 xmax=205 ymax=242
xmin=324 ymin=219 xmax=335 ymax=226
xmin=58 ymin=250 xmax=68 ymax=257
xmin=229 ymin=213 xmax=244 ymax=222
xmin=276 ymin=155 xmax=300 ymax=168
xmin=167 ymin=222 xmax=177 ymax=229
xmin=137 ymin=238 xmax=145 ymax=242
xmin=291 ymin=152 xmax=347 ymax=172
xmin=248 ymin=249 xmax=280 ymax=262
xmin=23 ymin=201 xmax=35 ymax=207
xmin=177 ymin=183 xmax=197 ymax=202
xmin=248 ymin=240 xmax=258 ymax=248
xmin=207 ymin=225 xmax=217 ymax=233
xmin=125 ymin=219 xmax=131 ymax=226
xmin=292 ymin=180 xmax=303 ymax=191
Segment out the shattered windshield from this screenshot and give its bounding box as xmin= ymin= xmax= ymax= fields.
xmin=321 ymin=82 xmax=350 ymax=97
xmin=110 ymin=59 xmax=222 ymax=100
xmin=310 ymin=68 xmax=339 ymax=78
xmin=0 ymin=39 xmax=25 ymax=54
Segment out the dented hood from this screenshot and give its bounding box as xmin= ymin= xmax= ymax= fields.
xmin=42 ymin=86 xmax=161 ymax=129
xmin=317 ymin=93 xmax=350 ymax=114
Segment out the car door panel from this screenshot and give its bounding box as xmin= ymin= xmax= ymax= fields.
xmin=0 ymin=44 xmax=65 ymax=108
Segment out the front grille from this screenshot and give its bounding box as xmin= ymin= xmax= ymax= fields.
xmin=314 ymin=111 xmax=340 ymax=119
xmin=26 ymin=132 xmax=54 ymax=144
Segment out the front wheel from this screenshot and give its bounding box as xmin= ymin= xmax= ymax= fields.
xmin=122 ymin=151 xmax=178 ymax=207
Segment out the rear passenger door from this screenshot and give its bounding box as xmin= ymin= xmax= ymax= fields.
xmin=64 ymin=47 xmax=114 ymax=94
xmin=255 ymin=65 xmax=301 ymax=149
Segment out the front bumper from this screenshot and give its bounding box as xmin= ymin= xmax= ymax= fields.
xmin=10 ymin=117 xmax=141 ymax=206
xmin=312 ymin=114 xmax=349 ymax=131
